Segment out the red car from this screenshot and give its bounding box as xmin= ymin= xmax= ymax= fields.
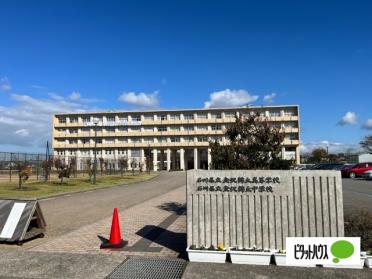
xmin=343 ymin=162 xmax=372 ymax=178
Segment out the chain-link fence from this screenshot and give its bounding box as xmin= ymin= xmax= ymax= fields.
xmin=0 ymin=152 xmax=145 ymax=183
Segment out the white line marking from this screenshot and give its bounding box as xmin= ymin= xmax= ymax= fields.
xmin=0 ymin=203 xmax=27 ymax=239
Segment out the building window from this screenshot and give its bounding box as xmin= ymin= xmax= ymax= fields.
xmin=160 ymin=115 xmax=167 ymax=120
xmin=131 ymin=138 xmax=141 ymax=143
xmin=183 ymin=125 xmax=194 ymax=131
xmin=144 ymin=115 xmax=154 ymax=120
xmin=197 ymin=125 xmax=208 ymax=131
xmin=197 ymin=136 xmax=208 ymax=142
xmin=144 ymin=138 xmax=153 ymax=143
xmin=184 ymin=137 xmax=194 ymax=142
xmin=211 ymin=113 xmax=222 ymax=119
xmin=284 ymin=122 xmax=296 ymax=128
xmin=197 ymin=113 xmax=207 ymax=119
xmin=93 ymin=117 xmax=103 ymax=123
xmin=270 ymin=111 xmax=280 ymax=117
xmin=132 ymin=115 xmax=141 ymax=121
xmin=119 ymin=116 xmax=128 ymax=121
xmin=118 ymin=127 xmax=128 ymax=132
xmin=157 ymin=126 xmax=167 ymax=132
xmin=224 ymin=112 xmax=235 ymax=118
xmin=118 ymin=138 xmax=128 ymax=143
xmin=170 ymin=137 xmax=180 ymax=142
xmin=170 ymin=126 xmax=180 ymax=131
xmin=130 ymin=127 xmax=140 ymax=131
xmin=131 ymin=149 xmax=140 ymax=157
xmin=81 ymin=138 xmax=90 ymax=144
xmin=59 ymin=117 xmax=66 ymax=123
xmin=170 ymin=114 xmax=180 ymax=120
xmin=211 ymin=124 xmax=222 ymax=131
xmin=69 ymin=139 xmax=78 ymax=144
xmin=284 ymin=111 xmax=294 ymax=116
xmin=157 ymin=137 xmax=167 ymax=143
xmin=212 ymin=136 xmax=222 ymax=142
xmin=82 ymin=116 xmax=90 ymax=123
xmin=106 ymin=127 xmax=115 ymax=132
xmin=105 ymin=138 xmax=115 ymax=144
xmin=184 ymin=114 xmax=194 ymax=120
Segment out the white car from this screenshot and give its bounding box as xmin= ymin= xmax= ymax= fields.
xmin=362 ymin=170 xmax=372 ymax=180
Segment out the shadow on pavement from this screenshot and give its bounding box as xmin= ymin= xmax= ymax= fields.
xmin=157 ymin=202 xmax=186 ymax=215
xmin=136 ymin=225 xmax=187 ymax=259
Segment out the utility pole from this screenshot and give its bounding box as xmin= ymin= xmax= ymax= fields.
xmin=93 ymin=119 xmax=98 ymax=184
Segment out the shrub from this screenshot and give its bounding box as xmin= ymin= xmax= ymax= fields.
xmin=344 ymin=210 xmax=372 ymax=251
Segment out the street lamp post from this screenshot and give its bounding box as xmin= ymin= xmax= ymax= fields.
xmin=93 ymin=119 xmax=99 ymax=184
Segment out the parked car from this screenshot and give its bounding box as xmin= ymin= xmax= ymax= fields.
xmin=341 ymin=164 xmax=356 ymax=177
xmin=310 ymin=163 xmax=344 ymax=170
xmin=343 ymin=162 xmax=372 ymax=178
xmin=323 ymin=163 xmax=344 ymax=170
xmin=362 ymin=170 xmax=372 ymax=180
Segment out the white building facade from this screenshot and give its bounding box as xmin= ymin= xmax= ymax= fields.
xmin=52 ymin=105 xmax=300 ymax=170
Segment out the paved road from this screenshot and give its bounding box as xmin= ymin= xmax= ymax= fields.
xmin=36 ymin=174 xmax=371 ymax=239
xmin=38 ymin=171 xmax=186 ymax=238
xmin=342 ymin=178 xmax=372 ymax=214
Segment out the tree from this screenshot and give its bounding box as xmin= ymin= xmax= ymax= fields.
xmin=41 ymin=157 xmax=54 ymax=182
xmin=118 ymin=157 xmax=128 ymax=177
xmin=69 ymin=156 xmax=77 ymax=177
xmin=210 ymin=113 xmax=291 ymax=170
xmin=54 ymin=158 xmax=72 ymax=184
xmin=131 ymin=158 xmax=137 ymax=175
xmin=144 ymin=148 xmax=153 ymax=174
xmin=310 ymin=148 xmax=328 ymax=163
xmin=328 ymin=153 xmax=340 ymax=163
xmin=99 ymin=157 xmax=107 ymax=175
xmin=85 ymin=158 xmax=94 ymax=182
xmin=15 ymin=162 xmax=32 ymax=189
xmin=360 ymin=135 xmax=372 ymax=153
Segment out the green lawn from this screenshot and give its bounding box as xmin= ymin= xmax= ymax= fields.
xmin=0 ymin=172 xmax=158 ymax=199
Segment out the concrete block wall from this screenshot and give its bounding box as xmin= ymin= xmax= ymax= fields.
xmin=186 ymin=170 xmax=344 ymax=250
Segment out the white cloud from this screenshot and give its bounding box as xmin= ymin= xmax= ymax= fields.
xmin=0 ymin=92 xmax=102 ymax=149
xmin=204 ymin=89 xmax=258 ymax=108
xmin=338 ymin=112 xmax=357 ymax=125
xmin=31 ymin=84 xmax=49 ymax=90
xmin=118 ymin=91 xmax=159 ymax=108
xmin=15 ymin=129 xmax=29 ymax=137
xmin=69 ymin=91 xmax=81 ymax=101
xmin=0 ymin=77 xmax=11 ymax=91
xmin=362 ymin=119 xmax=372 ymax=130
xmin=300 ymin=141 xmax=360 ymax=154
xmin=263 ymin=93 xmax=276 ymax=104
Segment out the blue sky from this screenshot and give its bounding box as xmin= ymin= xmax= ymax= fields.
xmin=0 ymin=0 xmax=371 ymax=153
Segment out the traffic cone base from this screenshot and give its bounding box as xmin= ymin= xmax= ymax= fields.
xmin=100 ymin=208 xmax=128 ymax=249
xmin=100 ymin=239 xmax=128 ymax=249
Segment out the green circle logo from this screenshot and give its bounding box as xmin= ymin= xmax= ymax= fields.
xmin=331 ymin=240 xmax=354 ymax=263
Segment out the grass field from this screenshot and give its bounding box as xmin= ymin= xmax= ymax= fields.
xmin=0 ymin=172 xmax=158 ymax=199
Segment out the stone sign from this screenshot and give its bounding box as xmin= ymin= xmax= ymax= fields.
xmin=187 ymin=170 xmax=344 ymax=250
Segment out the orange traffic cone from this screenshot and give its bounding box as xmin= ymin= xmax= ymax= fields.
xmin=100 ymin=208 xmax=128 ymax=249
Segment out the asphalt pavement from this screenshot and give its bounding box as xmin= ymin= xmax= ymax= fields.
xmin=0 ymin=172 xmax=371 ymax=278
xmin=342 ymin=178 xmax=372 ymax=214
xmin=38 ymin=171 xmax=186 ymax=238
